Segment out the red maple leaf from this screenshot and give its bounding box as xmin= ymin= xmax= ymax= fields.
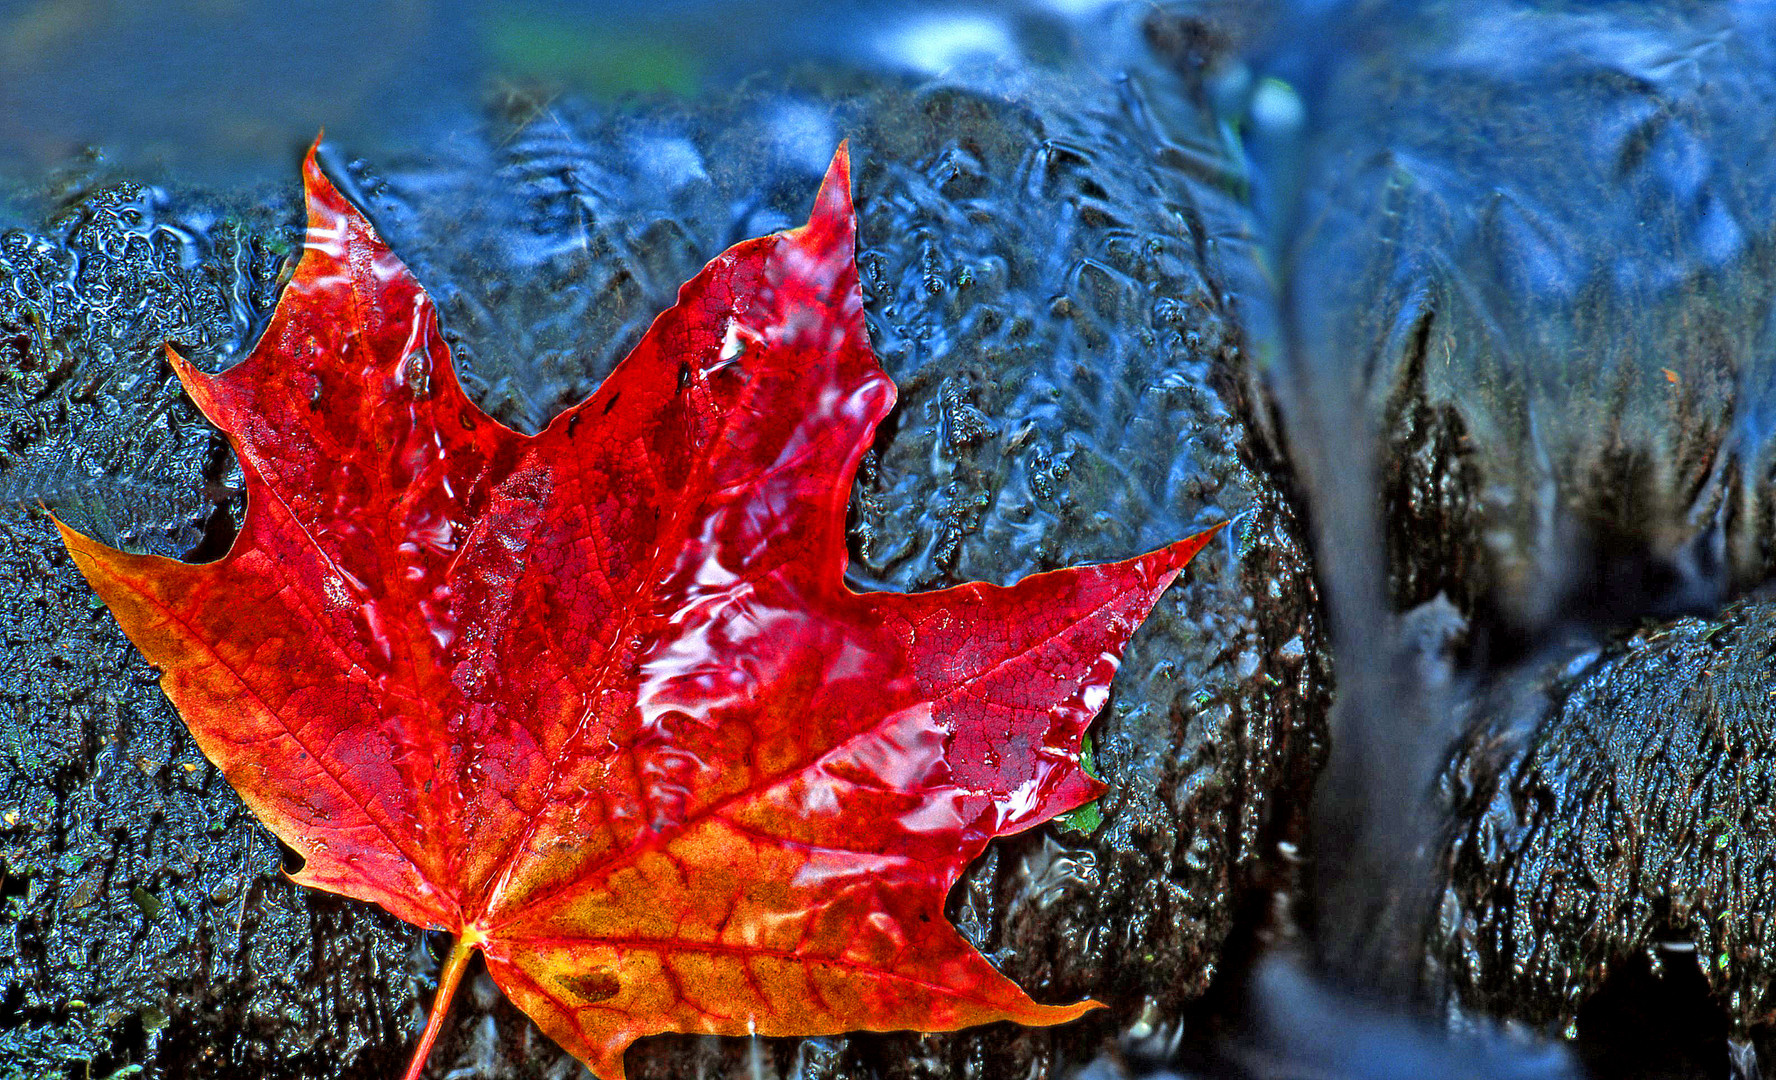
xmin=55 ymin=141 xmax=1220 ymax=1079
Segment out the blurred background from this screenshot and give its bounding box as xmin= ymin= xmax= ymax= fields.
xmin=0 ymin=0 xmax=1134 ymax=195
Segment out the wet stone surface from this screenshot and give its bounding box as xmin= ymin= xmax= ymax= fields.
xmin=0 ymin=48 xmax=1327 ymax=1080
xmin=1436 ymin=594 xmax=1776 ymax=1069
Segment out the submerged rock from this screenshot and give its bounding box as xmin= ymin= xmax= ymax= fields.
xmin=0 ymin=31 xmax=1327 ymax=1080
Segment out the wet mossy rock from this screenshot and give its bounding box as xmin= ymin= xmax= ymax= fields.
xmin=0 ymin=71 xmax=1327 ymax=1080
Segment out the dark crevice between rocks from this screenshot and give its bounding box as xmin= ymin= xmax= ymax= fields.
xmin=1575 ymin=946 xmax=1732 ymax=1080
xmin=85 ymin=1011 xmax=151 ymax=1080
xmin=1377 ymin=295 xmax=1483 ymax=620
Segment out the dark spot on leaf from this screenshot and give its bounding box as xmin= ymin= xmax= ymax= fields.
xmin=603 ymin=391 xmax=622 ymax=415
xmin=557 ymin=970 xmax=621 ymax=1003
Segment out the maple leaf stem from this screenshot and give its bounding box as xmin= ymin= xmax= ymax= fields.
xmin=401 ymin=935 xmax=478 ymax=1080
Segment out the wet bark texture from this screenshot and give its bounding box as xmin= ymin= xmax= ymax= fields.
xmin=0 ymin=31 xmax=1330 ymax=1080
